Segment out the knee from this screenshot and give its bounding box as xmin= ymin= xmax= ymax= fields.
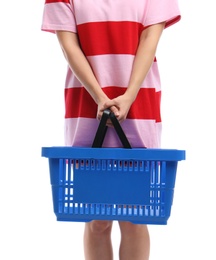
xmin=119 ymin=221 xmax=148 ymax=236
xmin=87 ymin=220 xmax=113 ymax=235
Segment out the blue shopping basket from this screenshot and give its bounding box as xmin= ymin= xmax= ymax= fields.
xmin=42 ymin=110 xmax=186 ymax=225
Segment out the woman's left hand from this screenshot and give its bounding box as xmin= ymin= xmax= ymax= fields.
xmin=103 ymin=93 xmax=134 ymax=124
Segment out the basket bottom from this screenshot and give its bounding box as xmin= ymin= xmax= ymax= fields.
xmin=54 ymin=203 xmax=170 ymax=224
xmin=56 ymin=215 xmax=168 ymax=225
xmin=53 ymin=201 xmax=172 ymax=225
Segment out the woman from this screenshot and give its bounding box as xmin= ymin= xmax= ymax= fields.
xmin=41 ymin=0 xmax=181 ymax=259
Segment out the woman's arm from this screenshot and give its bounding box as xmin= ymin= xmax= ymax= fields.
xmin=56 ymin=31 xmax=106 ymax=104
xmin=56 ymin=31 xmax=118 ymax=118
xmin=126 ymin=22 xmax=165 ymax=100
xmin=104 ymin=22 xmax=166 ymax=122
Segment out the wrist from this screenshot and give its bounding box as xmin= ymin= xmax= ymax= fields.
xmin=124 ymin=87 xmax=138 ymax=103
xmin=95 ymin=91 xmax=108 ymax=105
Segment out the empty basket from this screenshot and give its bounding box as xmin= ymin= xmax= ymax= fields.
xmin=42 ymin=110 xmax=185 ymax=225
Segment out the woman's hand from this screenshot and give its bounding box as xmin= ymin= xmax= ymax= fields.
xmin=102 ymin=93 xmax=134 ymax=123
xmin=97 ymin=97 xmax=120 ymax=126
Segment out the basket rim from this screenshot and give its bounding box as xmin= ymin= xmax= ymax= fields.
xmin=41 ymin=146 xmax=186 ymax=161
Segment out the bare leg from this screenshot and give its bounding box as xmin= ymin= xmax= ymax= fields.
xmin=118 ymin=222 xmax=150 ymax=260
xmin=84 ymin=220 xmax=113 ymax=260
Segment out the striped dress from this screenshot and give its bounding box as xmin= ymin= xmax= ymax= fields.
xmin=41 ymin=0 xmax=181 ymax=148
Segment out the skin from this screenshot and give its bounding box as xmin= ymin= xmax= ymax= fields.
xmin=56 ymin=21 xmax=165 ymax=260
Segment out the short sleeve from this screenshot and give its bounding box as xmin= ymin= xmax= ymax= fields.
xmin=144 ymin=0 xmax=181 ymax=28
xmin=41 ymin=0 xmax=77 ymax=34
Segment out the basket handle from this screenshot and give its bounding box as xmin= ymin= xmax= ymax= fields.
xmin=92 ymin=109 xmax=132 ymax=148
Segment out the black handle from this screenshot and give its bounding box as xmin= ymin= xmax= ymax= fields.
xmin=92 ymin=109 xmax=132 ymax=148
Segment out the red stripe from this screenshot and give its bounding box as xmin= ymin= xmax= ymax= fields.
xmin=65 ymin=87 xmax=161 ymax=122
xmin=45 ymin=0 xmax=70 ymax=3
xmin=166 ymin=15 xmax=181 ymax=28
xmin=77 ymin=22 xmax=144 ymax=56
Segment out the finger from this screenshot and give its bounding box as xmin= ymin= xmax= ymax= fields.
xmin=104 ymin=100 xmax=117 ymax=109
xmin=110 ymin=105 xmax=119 ymax=117
xmin=97 ymin=111 xmax=103 ymax=120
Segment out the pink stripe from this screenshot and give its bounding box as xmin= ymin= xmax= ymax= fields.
xmin=144 ymin=0 xmax=181 ymax=28
xmin=65 ymin=118 xmax=161 ymax=148
xmin=65 ymin=55 xmax=161 ymax=91
xmin=41 ymin=3 xmax=77 ymax=33
xmin=74 ymin=0 xmax=148 ymax=25
xmin=88 ymin=56 xmax=161 ymax=91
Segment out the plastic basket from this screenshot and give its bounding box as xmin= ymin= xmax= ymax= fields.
xmin=42 ymin=110 xmax=185 ymax=225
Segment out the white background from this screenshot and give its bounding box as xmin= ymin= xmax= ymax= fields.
xmin=0 ymin=0 xmax=215 ymax=259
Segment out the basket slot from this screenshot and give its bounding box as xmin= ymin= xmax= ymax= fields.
xmin=51 ymin=159 xmax=74 ymax=214
xmin=150 ymin=161 xmax=164 ymax=187
xmin=57 ymin=203 xmax=168 ymax=218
